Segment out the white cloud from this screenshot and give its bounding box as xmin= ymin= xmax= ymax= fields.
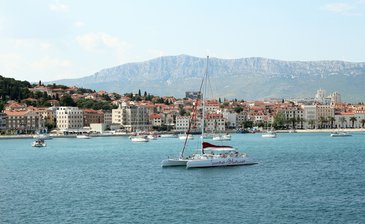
xmin=74 ymin=21 xmax=84 ymax=28
xmin=0 ymin=53 xmax=23 ymax=72
xmin=14 ymin=39 xmax=52 ymax=50
xmin=49 ymin=1 xmax=69 ymax=12
xmin=322 ymin=2 xmax=362 ymax=16
xmin=76 ymin=32 xmax=131 ymax=63
xmin=30 ymin=57 xmax=72 ymax=70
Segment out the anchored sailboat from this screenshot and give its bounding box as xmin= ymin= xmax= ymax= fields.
xmin=162 ymin=56 xmax=257 ymax=168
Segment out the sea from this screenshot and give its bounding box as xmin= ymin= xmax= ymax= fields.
xmin=0 ymin=132 xmax=364 ymax=224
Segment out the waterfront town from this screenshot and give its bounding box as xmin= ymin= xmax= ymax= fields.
xmin=1 ymin=79 xmax=365 ymax=136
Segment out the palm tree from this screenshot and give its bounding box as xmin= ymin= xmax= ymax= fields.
xmin=288 ymin=117 xmax=297 ymax=129
xmin=360 ymin=119 xmax=365 ymax=128
xmin=308 ymin=119 xmax=316 ymax=129
xmin=328 ymin=116 xmax=336 ymax=129
xmin=298 ymin=118 xmax=305 ymax=129
xmin=318 ymin=116 xmax=327 ymax=129
xmin=339 ymin=117 xmax=346 ymax=128
xmin=349 ymin=116 xmax=357 ymax=128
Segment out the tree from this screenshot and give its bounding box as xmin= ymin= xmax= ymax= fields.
xmin=234 ymin=107 xmax=243 ymax=113
xmin=273 ymin=112 xmax=286 ymax=129
xmin=298 ymin=118 xmax=305 ymax=129
xmin=318 ymin=116 xmax=327 ymax=129
xmin=349 ymin=116 xmax=357 ymax=128
xmin=308 ymin=119 xmax=316 ymax=129
xmin=288 ymin=117 xmax=297 ymax=129
xmin=360 ymin=119 xmax=365 ymax=128
xmin=138 ymin=89 xmax=141 ymax=97
xmin=339 ymin=117 xmax=346 ymax=128
xmin=60 ymin=95 xmax=76 ymax=106
xmin=328 ymin=116 xmax=336 ymax=129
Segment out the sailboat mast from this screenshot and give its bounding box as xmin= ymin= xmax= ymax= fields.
xmin=201 ymin=56 xmax=209 ymax=154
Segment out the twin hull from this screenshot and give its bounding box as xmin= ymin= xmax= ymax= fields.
xmin=161 ymin=158 xmax=188 ymax=167
xmin=186 ymin=157 xmax=257 ymax=168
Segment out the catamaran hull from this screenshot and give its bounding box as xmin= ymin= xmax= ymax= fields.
xmin=186 ymin=158 xmax=257 ymax=168
xmin=161 ymin=159 xmax=188 ymax=167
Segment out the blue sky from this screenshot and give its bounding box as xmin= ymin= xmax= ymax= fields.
xmin=0 ymin=0 xmax=365 ymax=82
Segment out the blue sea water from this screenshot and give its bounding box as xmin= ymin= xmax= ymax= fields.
xmin=0 ymin=133 xmax=365 ymax=224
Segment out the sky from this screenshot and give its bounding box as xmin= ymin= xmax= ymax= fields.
xmin=0 ymin=0 xmax=365 ymax=82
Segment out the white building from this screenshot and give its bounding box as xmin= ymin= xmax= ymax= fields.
xmin=315 ymin=88 xmax=325 ymax=104
xmin=56 ymin=107 xmax=84 ymax=130
xmin=222 ymin=111 xmax=237 ymax=128
xmin=205 ymin=113 xmax=225 ymax=132
xmin=334 ymin=112 xmax=365 ymax=128
xmin=236 ymin=111 xmax=247 ymax=128
xmin=330 ymin=92 xmax=341 ymax=105
xmin=302 ymin=105 xmax=317 ymax=129
xmin=175 ymin=116 xmax=190 ymax=132
xmin=103 ymin=111 xmax=112 ymax=125
xmin=112 ymin=103 xmax=150 ymax=132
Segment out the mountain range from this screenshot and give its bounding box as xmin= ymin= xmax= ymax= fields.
xmin=51 ymin=55 xmax=365 ymax=102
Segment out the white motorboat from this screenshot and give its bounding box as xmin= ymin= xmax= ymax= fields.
xmin=33 ymin=134 xmax=52 ymax=140
xmin=186 ymin=142 xmax=257 ymax=168
xmin=32 ymin=139 xmax=47 ymax=147
xmin=203 ymin=133 xmax=214 ymax=139
xmin=330 ymin=131 xmax=352 ymax=137
xmin=212 ymin=134 xmax=231 ymax=141
xmin=160 ymin=134 xmax=178 ymax=138
xmin=76 ymin=134 xmax=90 ymax=139
xmin=179 ymin=134 xmax=194 ymax=140
xmin=130 ymin=135 xmax=149 ymax=142
xmin=147 ymin=135 xmax=158 ymax=140
xmin=262 ymin=131 xmax=277 ymax=138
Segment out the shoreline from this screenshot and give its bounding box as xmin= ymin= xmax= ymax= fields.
xmin=276 ymin=128 xmax=365 ymax=133
xmin=1 ymin=128 xmax=364 ymax=140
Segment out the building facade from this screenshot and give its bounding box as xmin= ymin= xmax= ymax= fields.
xmin=56 ymin=107 xmax=84 ymax=130
xmin=112 ymin=103 xmax=150 ymax=132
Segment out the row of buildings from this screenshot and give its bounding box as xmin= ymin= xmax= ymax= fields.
xmin=1 ymin=87 xmax=365 ymax=134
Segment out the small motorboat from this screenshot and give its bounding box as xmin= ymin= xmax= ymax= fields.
xmin=212 ymin=134 xmax=231 ymax=141
xmin=147 ymin=135 xmax=158 ymax=140
xmin=130 ymin=135 xmax=149 ymax=142
xmin=262 ymin=131 xmax=277 ymax=138
xmin=32 ymin=139 xmax=47 ymax=147
xmin=330 ymin=131 xmax=351 ymax=137
xmin=76 ymin=134 xmax=91 ymax=139
xmin=178 ymin=134 xmax=194 ymax=140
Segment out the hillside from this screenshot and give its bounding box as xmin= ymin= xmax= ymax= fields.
xmin=51 ymin=55 xmax=365 ymax=102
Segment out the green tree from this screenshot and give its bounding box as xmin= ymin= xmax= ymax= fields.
xmin=308 ymin=119 xmax=316 ymax=129
xmin=298 ymin=117 xmax=305 ymax=129
xmin=60 ymin=95 xmax=76 ymax=106
xmin=360 ymin=119 xmax=365 ymax=128
xmin=234 ymin=107 xmax=243 ymax=113
xmin=318 ymin=116 xmax=327 ymax=129
xmin=288 ymin=117 xmax=297 ymax=129
xmin=328 ymin=116 xmax=336 ymax=129
xmin=339 ymin=117 xmax=347 ymax=128
xmin=349 ymin=116 xmax=357 ymax=128
xmin=273 ymin=112 xmax=286 ymax=129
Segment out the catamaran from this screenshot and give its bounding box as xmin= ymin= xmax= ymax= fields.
xmin=162 ymin=56 xmax=257 ymax=168
xmin=186 ymin=142 xmax=257 ymax=168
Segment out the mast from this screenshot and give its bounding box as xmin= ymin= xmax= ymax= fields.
xmin=201 ymin=56 xmax=209 ymax=154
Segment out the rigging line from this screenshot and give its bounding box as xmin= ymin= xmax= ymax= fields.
xmin=181 ymin=57 xmax=208 ymax=157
